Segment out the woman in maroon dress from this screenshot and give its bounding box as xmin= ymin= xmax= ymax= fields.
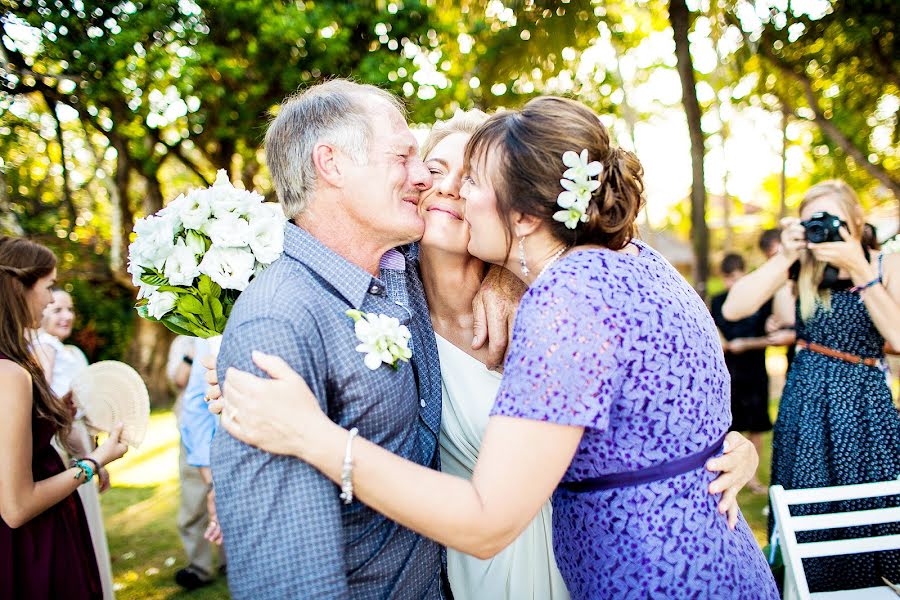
xmin=0 ymin=237 xmax=128 ymax=599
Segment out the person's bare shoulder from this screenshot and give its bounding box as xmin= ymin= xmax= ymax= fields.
xmin=0 ymin=360 xmax=32 ymax=408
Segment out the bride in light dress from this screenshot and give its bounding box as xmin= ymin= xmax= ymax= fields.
xmin=415 ymin=110 xmax=569 ymax=599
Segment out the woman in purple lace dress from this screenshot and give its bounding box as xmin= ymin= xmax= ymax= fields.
xmin=216 ymin=96 xmax=777 ymax=598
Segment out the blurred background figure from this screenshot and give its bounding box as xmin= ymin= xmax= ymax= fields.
xmin=863 ymin=223 xmax=881 ymax=252
xmin=711 ymin=253 xmax=772 ymax=494
xmin=34 ymin=288 xmax=115 ymax=600
xmin=758 ymin=228 xmax=782 ymax=260
xmin=166 ymin=336 xmax=223 ymax=591
xmin=759 ymin=227 xmax=797 ymax=371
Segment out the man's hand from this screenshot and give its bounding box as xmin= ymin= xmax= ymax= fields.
xmin=203 ymin=354 xmax=225 ymax=416
xmin=766 ymin=329 xmax=796 ymax=347
xmin=199 ymin=466 xmax=223 ymax=545
xmin=471 ymin=265 xmax=527 ymax=370
xmin=97 ymin=466 xmax=111 ymax=493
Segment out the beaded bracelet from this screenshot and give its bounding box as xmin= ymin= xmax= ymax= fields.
xmin=339 ymin=427 xmax=360 ymax=505
xmin=849 ymin=253 xmax=885 ymax=299
xmin=71 ymin=459 xmax=95 ymax=483
xmin=81 ymin=457 xmax=101 ymax=475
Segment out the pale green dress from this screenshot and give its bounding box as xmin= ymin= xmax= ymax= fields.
xmin=436 ymin=335 xmax=570 ymax=600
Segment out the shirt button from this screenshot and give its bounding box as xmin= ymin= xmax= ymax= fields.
xmin=420 ymin=398 xmax=426 ymax=408
xmin=369 ymin=285 xmax=382 ymax=294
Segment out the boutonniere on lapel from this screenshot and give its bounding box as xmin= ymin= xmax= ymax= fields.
xmin=346 ymin=309 xmax=413 ymax=370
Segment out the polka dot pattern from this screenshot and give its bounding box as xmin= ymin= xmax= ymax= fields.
xmin=491 ymin=242 xmax=778 ymax=599
xmin=771 ymin=289 xmax=900 ymax=592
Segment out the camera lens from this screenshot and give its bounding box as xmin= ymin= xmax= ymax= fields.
xmin=806 ymin=224 xmax=826 ymax=243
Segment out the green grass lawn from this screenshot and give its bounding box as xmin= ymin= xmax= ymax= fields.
xmin=103 ymin=411 xmax=228 ymax=599
xmin=102 ymin=410 xmax=777 ymax=599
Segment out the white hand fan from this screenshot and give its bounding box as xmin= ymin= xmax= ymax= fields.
xmin=69 ymin=361 xmax=150 ymax=448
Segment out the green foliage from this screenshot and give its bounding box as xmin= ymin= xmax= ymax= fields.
xmin=731 ymin=0 xmax=899 ymax=201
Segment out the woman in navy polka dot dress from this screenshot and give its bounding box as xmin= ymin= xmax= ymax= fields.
xmin=724 ymin=180 xmax=900 ymax=592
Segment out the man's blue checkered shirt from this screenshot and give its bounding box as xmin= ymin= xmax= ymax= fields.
xmin=211 ymin=223 xmax=443 ymax=599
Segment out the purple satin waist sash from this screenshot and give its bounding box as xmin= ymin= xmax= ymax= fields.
xmin=558 ymin=433 xmax=728 ymax=493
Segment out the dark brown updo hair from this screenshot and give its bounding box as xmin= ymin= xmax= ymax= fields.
xmin=464 ymin=96 xmax=644 ymax=252
xmin=0 ymin=236 xmax=74 ymax=453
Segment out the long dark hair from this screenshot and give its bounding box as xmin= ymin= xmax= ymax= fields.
xmin=0 ymin=237 xmax=73 ymax=452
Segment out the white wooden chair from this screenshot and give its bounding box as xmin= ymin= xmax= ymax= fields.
xmin=770 ymin=479 xmax=900 ymax=600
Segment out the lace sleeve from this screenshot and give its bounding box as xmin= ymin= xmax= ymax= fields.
xmin=490 ymin=275 xmax=625 ymax=431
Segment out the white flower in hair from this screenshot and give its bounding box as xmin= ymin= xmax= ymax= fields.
xmin=553 ymin=149 xmax=603 ymax=230
xmin=562 ymin=149 xmax=603 ymax=181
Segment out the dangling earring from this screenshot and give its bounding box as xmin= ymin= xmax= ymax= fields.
xmin=518 ymin=236 xmax=530 ymax=277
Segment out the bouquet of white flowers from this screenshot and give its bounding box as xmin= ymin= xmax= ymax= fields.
xmin=128 ymin=169 xmax=285 ymax=338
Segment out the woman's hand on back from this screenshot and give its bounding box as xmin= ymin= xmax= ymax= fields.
xmin=705 ymin=431 xmax=759 ymax=530
xmin=220 ymin=352 xmax=328 ymax=458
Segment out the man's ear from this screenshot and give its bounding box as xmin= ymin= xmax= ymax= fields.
xmin=512 ymin=212 xmax=541 ymax=239
xmin=312 ymin=142 xmax=345 ymax=188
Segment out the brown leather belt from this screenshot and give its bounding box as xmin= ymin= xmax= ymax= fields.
xmin=796 ymin=339 xmax=881 ymax=368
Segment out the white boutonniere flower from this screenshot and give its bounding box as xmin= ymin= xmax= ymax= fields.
xmin=346 ymin=309 xmax=413 ymax=370
xmin=553 ymin=149 xmax=603 ymax=230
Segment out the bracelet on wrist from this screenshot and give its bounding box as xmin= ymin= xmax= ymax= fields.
xmin=339 ymin=427 xmax=360 ymax=505
xmin=81 ymin=457 xmax=101 ymax=474
xmin=71 ymin=459 xmax=95 ymax=484
xmin=849 ymin=275 xmax=882 ymax=298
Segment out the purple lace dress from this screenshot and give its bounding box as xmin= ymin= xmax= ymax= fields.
xmin=490 ymin=243 xmax=778 ymax=599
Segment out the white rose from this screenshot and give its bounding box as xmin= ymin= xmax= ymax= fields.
xmin=147 ymin=290 xmax=177 ymax=319
xmin=204 ymin=212 xmax=252 ymax=248
xmin=137 ymin=284 xmax=158 ymax=300
xmin=180 ymin=194 xmax=212 ymax=231
xmin=132 ymin=214 xmax=177 ymax=270
xmin=198 ymin=246 xmax=255 ymax=291
xmin=158 ymin=193 xmax=190 ymax=222
xmin=248 ymin=217 xmax=284 ymax=264
xmin=184 ymin=230 xmax=206 ymax=256
xmin=163 ymin=239 xmax=201 ymax=286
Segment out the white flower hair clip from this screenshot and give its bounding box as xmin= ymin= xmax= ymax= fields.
xmin=553 ymin=149 xmax=602 ymax=230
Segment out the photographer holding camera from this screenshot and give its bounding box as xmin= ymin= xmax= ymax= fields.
xmin=723 ymin=180 xmax=900 ymax=592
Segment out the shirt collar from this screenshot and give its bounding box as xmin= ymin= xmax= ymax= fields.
xmin=282 ymin=222 xmax=384 ymax=309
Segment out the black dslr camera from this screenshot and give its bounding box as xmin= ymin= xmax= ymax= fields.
xmin=801 ymin=211 xmax=846 ymax=243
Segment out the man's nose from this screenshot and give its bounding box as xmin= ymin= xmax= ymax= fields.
xmin=409 ymin=157 xmax=433 ymax=191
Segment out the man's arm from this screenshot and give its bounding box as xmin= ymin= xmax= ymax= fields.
xmin=211 ymin=316 xmax=349 ymax=599
xmin=471 ymin=265 xmax=527 ymax=369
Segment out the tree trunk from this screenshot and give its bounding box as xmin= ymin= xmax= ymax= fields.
xmin=0 ymin=168 xmax=24 ymax=235
xmin=670 ymin=0 xmax=709 ymax=300
xmin=45 ymin=97 xmax=77 ymax=234
xmin=110 ymin=135 xmax=134 ymax=280
xmin=780 ymin=103 xmax=789 ymax=220
xmin=125 ymin=318 xmax=176 ymax=407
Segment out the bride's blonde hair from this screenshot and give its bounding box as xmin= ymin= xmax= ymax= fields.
xmin=797 ymin=180 xmax=864 ymax=321
xmin=420 ymin=109 xmax=488 ymax=159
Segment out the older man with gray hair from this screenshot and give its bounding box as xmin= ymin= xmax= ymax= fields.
xmin=211 ymin=80 xmax=506 ymax=598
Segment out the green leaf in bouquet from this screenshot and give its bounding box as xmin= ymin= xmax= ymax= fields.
xmin=134 ymin=298 xmax=149 ymax=308
xmin=197 ymin=275 xmax=211 ymax=297
xmin=200 ymin=296 xmax=216 ymax=328
xmin=135 ymin=304 xmax=155 ymax=320
xmin=140 ymin=271 xmax=168 ymax=287
xmin=178 ymin=294 xmax=206 ymax=315
xmin=210 ymin=296 xmax=225 ymax=329
xmin=155 ymin=285 xmax=187 ymax=294
xmin=161 ymin=316 xmax=198 ymax=337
